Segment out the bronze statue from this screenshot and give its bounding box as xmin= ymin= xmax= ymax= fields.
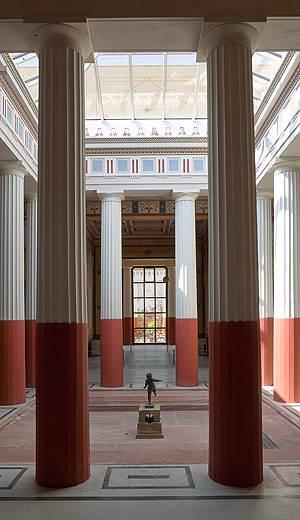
xmin=144 ymin=372 xmax=162 ymax=405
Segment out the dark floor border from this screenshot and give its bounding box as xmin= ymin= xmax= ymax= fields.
xmin=0 ymin=494 xmax=300 ymax=501
xmin=102 ymin=465 xmax=195 ymax=489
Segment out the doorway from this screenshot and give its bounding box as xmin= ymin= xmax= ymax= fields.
xmin=132 ymin=266 xmax=168 ymax=344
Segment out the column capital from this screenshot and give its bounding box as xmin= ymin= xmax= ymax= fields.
xmin=29 ymin=23 xmax=92 ymax=60
xmin=256 ymin=190 xmax=273 ymax=201
xmin=172 ymin=190 xmax=199 ymax=202
xmin=273 ymin=158 xmax=300 ymax=174
xmin=0 ymin=161 xmax=26 ymax=179
xmin=197 ymin=22 xmax=262 ymax=61
xmin=25 ymin=193 xmax=37 ymax=203
xmin=97 ymin=191 xmax=124 ymax=203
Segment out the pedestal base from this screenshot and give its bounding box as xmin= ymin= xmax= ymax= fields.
xmin=136 ymin=404 xmax=164 ymax=439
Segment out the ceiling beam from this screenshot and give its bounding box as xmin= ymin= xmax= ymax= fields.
xmin=192 ymin=63 xmax=201 ymax=121
xmin=93 ymin=54 xmax=104 ymax=121
xmin=162 ymin=52 xmax=167 ymax=121
xmin=128 ymin=53 xmax=135 ymax=121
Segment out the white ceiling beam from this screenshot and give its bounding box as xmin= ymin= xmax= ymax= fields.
xmin=162 ymin=52 xmax=167 ymax=121
xmin=93 ymin=54 xmax=104 ymax=122
xmin=128 ymin=53 xmax=135 ymax=121
xmin=192 ymin=63 xmax=201 ymax=121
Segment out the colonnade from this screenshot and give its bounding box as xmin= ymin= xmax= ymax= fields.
xmin=0 ymin=21 xmax=299 ymax=490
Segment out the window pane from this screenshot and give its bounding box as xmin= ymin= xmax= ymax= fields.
xmin=142 ymin=159 xmax=154 ymax=172
xmin=194 ymin=159 xmax=204 ymax=172
xmin=92 ymin=160 xmax=103 ymax=172
xmin=133 ymin=283 xmax=144 ymax=297
xmin=156 ymin=298 xmax=166 ymax=312
xmin=145 ymin=329 xmax=155 ymax=343
xmin=134 ymin=329 xmax=144 ymax=343
xmin=7 ymin=104 xmax=13 ymax=124
xmin=145 ymin=298 xmax=155 ymax=312
xmin=156 ymin=313 xmax=166 ymax=328
xmin=156 ymin=329 xmax=166 ymax=343
xmin=169 ymin=159 xmax=179 ymax=172
xmin=134 ymin=299 xmax=144 ymax=312
xmin=134 ymin=313 xmax=144 ymax=327
xmin=117 ymin=159 xmax=128 ymax=172
xmin=145 ymin=313 xmax=155 ymax=328
xmin=156 ymin=283 xmax=166 ymax=297
xmin=145 ymin=283 xmax=154 ymax=297
xmin=133 ymin=268 xmax=144 ymax=282
xmin=145 ymin=268 xmax=154 ymax=281
xmin=155 ymin=268 xmax=166 ymax=282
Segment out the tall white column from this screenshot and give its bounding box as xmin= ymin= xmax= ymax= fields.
xmin=173 ymin=191 xmax=199 ymax=387
xmin=25 ymin=194 xmax=37 ymax=388
xmin=99 ymin=192 xmax=124 ymax=387
xmin=123 ymin=266 xmax=132 ymax=345
xmin=200 ymin=22 xmax=262 ymax=487
xmin=31 ymin=23 xmax=91 ymax=488
xmin=274 ymin=163 xmax=300 ymax=403
xmin=257 ymin=194 xmax=273 ymax=386
xmin=0 ymin=162 xmax=26 ymax=405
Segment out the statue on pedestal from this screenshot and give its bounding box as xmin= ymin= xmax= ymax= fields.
xmin=143 ymin=372 xmax=162 ymax=406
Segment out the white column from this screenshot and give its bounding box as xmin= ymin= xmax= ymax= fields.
xmin=0 ymin=162 xmax=26 ymax=404
xmin=257 ymin=194 xmax=273 ymax=386
xmin=200 ymin=22 xmax=262 ymax=487
xmin=274 ymin=163 xmax=300 ymax=403
xmin=31 ymin=23 xmax=91 ymax=488
xmin=173 ymin=191 xmax=199 ymax=387
xmin=99 ymin=192 xmax=124 ymax=387
xmin=25 ymin=193 xmax=38 ymax=388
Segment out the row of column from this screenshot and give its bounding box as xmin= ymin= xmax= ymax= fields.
xmin=0 ymin=21 xmax=291 ymax=491
xmin=258 ymin=165 xmax=300 ymax=404
xmin=0 ymin=165 xmax=37 ymax=404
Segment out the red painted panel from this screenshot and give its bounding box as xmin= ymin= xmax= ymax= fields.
xmin=168 ymin=316 xmax=176 ymax=345
xmin=123 ymin=316 xmax=132 ymax=345
xmin=25 ymin=319 xmax=36 ymax=388
xmin=36 ymin=322 xmax=90 ymax=487
xmin=100 ymin=319 xmax=123 ymax=387
xmin=260 ymin=317 xmax=273 ymax=386
xmin=0 ymin=320 xmax=26 ymax=405
xmin=176 ymin=318 xmax=198 ymax=386
xmin=208 ymin=320 xmax=263 ymax=486
xmin=274 ymin=318 xmax=300 ymax=403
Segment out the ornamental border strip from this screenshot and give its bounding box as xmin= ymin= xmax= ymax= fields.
xmin=86 ymin=136 xmax=208 ymax=144
xmin=85 ymin=147 xmax=208 ymax=156
xmin=0 ymin=78 xmax=38 ymax=140
xmin=254 ymin=52 xmax=295 ymax=125
xmin=255 ymin=63 xmax=300 ymax=147
xmin=2 ymin=54 xmax=38 ymax=117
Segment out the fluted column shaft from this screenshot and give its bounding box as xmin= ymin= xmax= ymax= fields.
xmin=257 ymin=195 xmax=273 ymax=386
xmin=33 ymin=24 xmax=91 ymax=488
xmin=274 ymin=165 xmax=300 ymax=403
xmin=204 ymin=23 xmax=262 ymax=486
xmin=167 ymin=266 xmax=176 ymax=345
xmin=25 ymin=195 xmax=37 ymax=388
xmin=123 ymin=266 xmax=132 ymax=345
xmin=174 ymin=192 xmax=198 ymax=386
xmin=0 ymin=164 xmax=26 ymax=404
xmin=100 ymin=193 xmax=124 ymax=387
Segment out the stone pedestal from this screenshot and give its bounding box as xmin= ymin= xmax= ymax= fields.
xmin=136 ymin=404 xmax=164 ymax=439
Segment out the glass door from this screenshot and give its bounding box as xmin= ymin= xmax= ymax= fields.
xmin=132 ymin=267 xmax=167 ymax=344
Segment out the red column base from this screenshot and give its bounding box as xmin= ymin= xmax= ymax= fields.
xmin=123 ymin=317 xmax=132 ymax=345
xmin=36 ymin=322 xmax=90 ymax=488
xmin=100 ymin=319 xmax=123 ymax=387
xmin=260 ymin=317 xmax=274 ymax=386
xmin=168 ymin=316 xmax=176 ymax=345
xmin=25 ymin=319 xmax=36 ymax=388
xmin=0 ymin=320 xmax=26 ymax=405
xmin=175 ymin=318 xmax=198 ymax=386
xmin=274 ymin=318 xmax=300 ymax=403
xmin=208 ymin=321 xmax=263 ymax=487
